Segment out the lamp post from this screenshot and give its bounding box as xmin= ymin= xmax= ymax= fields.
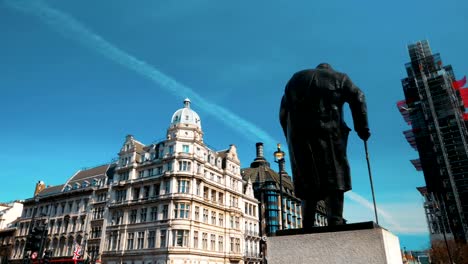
xmin=274 ymin=143 xmax=285 ymax=230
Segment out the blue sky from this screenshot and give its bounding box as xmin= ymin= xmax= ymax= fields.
xmin=1 ymin=0 xmax=467 ymax=250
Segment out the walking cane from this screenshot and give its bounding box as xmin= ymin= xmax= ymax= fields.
xmin=364 ymin=140 xmax=379 ymax=225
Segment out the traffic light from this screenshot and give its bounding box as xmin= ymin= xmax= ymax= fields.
xmin=25 ymin=234 xmax=34 ymax=252
xmin=31 ymin=226 xmax=44 ymax=252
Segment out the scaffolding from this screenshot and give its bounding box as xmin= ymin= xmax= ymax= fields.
xmin=397 ymin=40 xmax=468 ymax=242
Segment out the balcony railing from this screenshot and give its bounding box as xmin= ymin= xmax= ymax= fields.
xmin=244 ymin=230 xmax=259 ymax=237
xmin=244 ymin=251 xmax=261 ymax=258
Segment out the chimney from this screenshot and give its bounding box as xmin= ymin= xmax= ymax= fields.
xmin=255 ymin=142 xmax=264 ymax=159
xmin=250 ymin=142 xmax=270 ymax=168
xmin=34 ymin=181 xmax=45 ymax=196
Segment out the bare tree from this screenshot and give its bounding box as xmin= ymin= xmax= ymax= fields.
xmin=430 ymin=240 xmax=468 ymax=264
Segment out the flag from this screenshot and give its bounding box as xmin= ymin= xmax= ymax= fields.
xmin=73 ymin=243 xmax=82 ymax=260
xmin=453 ymin=76 xmax=467 ymax=90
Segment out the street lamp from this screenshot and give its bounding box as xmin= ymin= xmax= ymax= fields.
xmin=274 ymin=143 xmax=285 ymax=230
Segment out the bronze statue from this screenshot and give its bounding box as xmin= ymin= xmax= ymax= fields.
xmin=279 ymin=63 xmax=370 ymax=228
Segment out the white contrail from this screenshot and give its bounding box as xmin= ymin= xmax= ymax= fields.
xmin=4 ymin=0 xmax=416 ymax=233
xmin=3 ymin=0 xmax=277 ymax=149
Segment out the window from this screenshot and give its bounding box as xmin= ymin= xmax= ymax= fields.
xmin=168 ymin=146 xmax=174 ymax=155
xmin=211 ymin=211 xmax=216 ymax=225
xmin=127 ymin=232 xmax=134 ymax=250
xmin=160 ymin=230 xmax=167 ymax=247
xmin=235 ymin=238 xmax=240 ymax=253
xmin=211 ymin=190 xmax=216 ymax=202
xmin=218 ymin=193 xmax=224 ymax=204
xmin=172 ymin=230 xmax=189 ymax=247
xmin=179 ymin=161 xmax=191 ymax=172
xmin=202 ymin=233 xmax=208 ymax=250
xmin=153 ymin=184 xmax=160 ymax=196
xmin=132 ymin=188 xmax=140 ymax=201
xmin=218 ymin=236 xmax=223 ymax=252
xmin=147 ymin=231 xmax=155 ymax=248
xmin=164 ymin=180 xmax=170 ymax=194
xmin=97 ymin=193 xmax=106 ymax=202
xmin=182 ymin=145 xmax=189 ymax=153
xmin=113 ymin=211 xmax=123 ymax=225
xmin=235 ymin=216 xmax=240 ymax=229
xmin=174 ymin=203 xmax=190 ymax=219
xmin=177 ymin=179 xmax=190 ymax=193
xmin=137 ymin=232 xmax=144 ymax=249
xmin=194 ymin=231 xmax=199 ymax=248
xmin=210 ymin=234 xmax=216 ymax=250
xmin=203 ymin=187 xmax=209 ymax=199
xmin=91 ymin=226 xmax=102 ymax=239
xmin=218 ymin=213 xmax=224 ymax=227
xmin=156 ymin=166 xmax=163 ymax=175
xmin=129 ymin=209 xmax=137 ymax=224
xmin=230 ymin=216 xmax=234 ymax=228
xmin=195 ymin=180 xmax=200 ymax=196
xmin=140 ymin=208 xmax=147 ymax=222
xmin=162 ymin=205 xmax=169 ymax=219
xmin=143 ymin=186 xmax=150 ymax=199
xmin=120 ymin=171 xmax=129 ymax=181
xmin=138 ymin=170 xmax=144 ymax=178
xmin=230 ymin=237 xmax=234 ymax=252
xmin=115 ymin=190 xmax=127 ymax=202
xmin=150 ymin=207 xmax=158 ymax=221
xmin=167 ymin=161 xmax=173 ymax=172
xmin=194 ymin=206 xmax=200 ymax=221
xmin=203 ymin=209 xmax=208 ymax=223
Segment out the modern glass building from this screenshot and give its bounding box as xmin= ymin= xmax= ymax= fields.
xmin=241 ymin=143 xmax=327 ymax=237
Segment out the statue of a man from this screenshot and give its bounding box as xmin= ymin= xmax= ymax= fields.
xmin=279 ymin=63 xmax=370 ymax=227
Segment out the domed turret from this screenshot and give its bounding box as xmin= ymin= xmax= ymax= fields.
xmin=170 ymin=98 xmax=201 ymax=129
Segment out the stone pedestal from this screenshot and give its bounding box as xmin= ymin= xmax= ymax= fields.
xmin=267 ymin=222 xmax=402 ymax=264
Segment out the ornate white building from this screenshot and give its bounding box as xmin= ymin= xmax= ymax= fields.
xmin=9 ymin=99 xmax=260 ymax=264
xmin=101 ymin=98 xmax=261 ymax=264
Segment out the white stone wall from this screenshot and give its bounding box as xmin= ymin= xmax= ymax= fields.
xmin=0 ymin=202 xmax=23 ymax=229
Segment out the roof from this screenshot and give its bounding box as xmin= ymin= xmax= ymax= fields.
xmin=170 ymin=98 xmax=201 ymax=129
xmin=34 ymin=164 xmax=112 ymax=198
xmin=67 ymin=164 xmax=109 ymax=184
xmin=242 ymin=163 xmax=295 ymax=194
xmin=36 ymin=184 xmax=65 ymax=198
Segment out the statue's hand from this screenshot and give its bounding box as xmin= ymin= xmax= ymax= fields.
xmin=357 ymin=128 xmax=371 ymax=141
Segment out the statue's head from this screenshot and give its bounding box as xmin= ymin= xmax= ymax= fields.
xmin=316 ymin=63 xmax=332 ymax=70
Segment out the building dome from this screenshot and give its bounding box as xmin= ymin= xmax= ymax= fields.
xmin=171 ymin=98 xmax=201 ymax=129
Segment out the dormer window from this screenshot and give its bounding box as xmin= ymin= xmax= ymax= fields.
xmin=92 ymin=179 xmax=98 ymax=186
xmin=73 ymin=182 xmax=80 ymax=190
xmin=82 ymin=181 xmax=89 ymax=188
xmin=64 ymin=185 xmax=71 ymax=191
